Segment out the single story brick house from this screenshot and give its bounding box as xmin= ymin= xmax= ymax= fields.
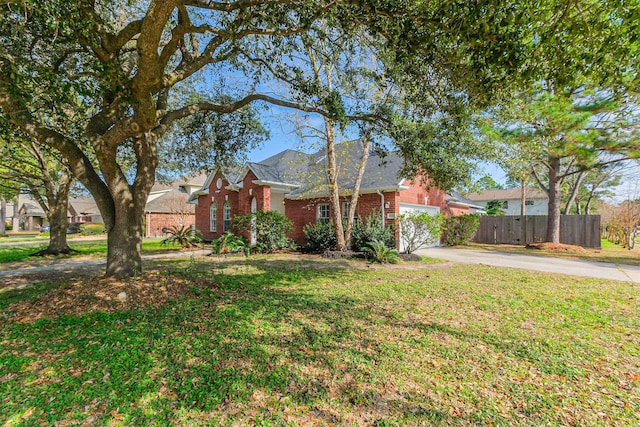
xmin=189 ymin=142 xmax=482 ymax=249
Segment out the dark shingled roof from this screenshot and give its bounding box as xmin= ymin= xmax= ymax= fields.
xmin=145 ymin=186 xmax=195 ymax=214
xmin=446 ymin=191 xmax=485 ymax=209
xmin=192 ymin=142 xmax=423 ymax=201
xmin=287 ymin=141 xmax=405 ymax=198
xmin=247 ymin=149 xmax=311 ymax=185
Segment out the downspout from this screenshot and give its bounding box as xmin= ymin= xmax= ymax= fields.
xmin=377 ymin=190 xmax=385 ymax=228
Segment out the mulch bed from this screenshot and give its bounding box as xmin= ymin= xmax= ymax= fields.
xmin=525 ymin=242 xmax=588 ymax=253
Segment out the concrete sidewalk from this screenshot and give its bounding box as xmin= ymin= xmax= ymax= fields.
xmin=415 ymin=247 xmax=640 ymax=283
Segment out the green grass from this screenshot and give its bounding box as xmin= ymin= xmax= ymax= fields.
xmin=0 ymin=238 xmax=186 ymax=264
xmin=1 ymin=256 xmax=639 ymax=426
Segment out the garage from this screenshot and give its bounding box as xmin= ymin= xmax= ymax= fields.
xmin=399 ymin=203 xmax=441 ymax=253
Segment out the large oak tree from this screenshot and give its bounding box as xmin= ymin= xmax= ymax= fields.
xmin=0 ymin=0 xmax=636 ymax=277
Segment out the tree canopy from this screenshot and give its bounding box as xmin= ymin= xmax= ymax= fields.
xmin=0 ymin=0 xmax=638 ymax=276
xmin=483 ymin=85 xmax=640 ymax=242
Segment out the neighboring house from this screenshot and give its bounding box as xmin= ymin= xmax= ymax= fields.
xmin=446 ymin=191 xmax=486 ymax=216
xmin=144 ymin=174 xmax=205 ymax=237
xmin=466 ymin=187 xmax=549 ymax=216
xmin=189 ymin=142 xmax=477 ymax=249
xmin=12 ymin=174 xmax=204 ymax=234
xmin=18 ymin=199 xmax=47 ymax=231
xmin=4 ymin=195 xmax=21 ymax=230
xmin=69 ymin=198 xmax=103 ymax=223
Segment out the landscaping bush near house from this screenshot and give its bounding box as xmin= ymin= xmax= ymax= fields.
xmin=211 ymin=232 xmax=249 ymax=255
xmin=361 ymin=239 xmax=400 ymax=264
xmin=303 ymin=220 xmax=338 ymax=252
xmin=161 ymin=225 xmax=203 ymax=248
xmin=442 ymin=214 xmax=480 ymax=246
xmin=350 ymin=210 xmax=395 ymax=252
xmin=399 ymin=212 xmax=443 ymax=254
xmin=233 ymin=210 xmax=295 ymax=253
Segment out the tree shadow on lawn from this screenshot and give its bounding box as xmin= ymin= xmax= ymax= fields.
xmin=1 ymin=257 xmax=506 ymax=426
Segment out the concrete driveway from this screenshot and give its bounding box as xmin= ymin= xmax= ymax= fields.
xmin=415 ymin=247 xmax=640 ymax=283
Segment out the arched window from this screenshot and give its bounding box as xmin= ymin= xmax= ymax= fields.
xmin=223 ymin=202 xmax=232 ymax=231
xmin=210 ymin=202 xmax=217 ymax=232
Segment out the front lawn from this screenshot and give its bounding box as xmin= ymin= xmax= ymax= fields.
xmin=0 ymin=238 xmax=187 ymax=264
xmin=1 ymin=255 xmax=638 ymax=426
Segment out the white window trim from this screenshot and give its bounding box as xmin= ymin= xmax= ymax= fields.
xmin=341 ymin=201 xmax=351 ymax=219
xmin=223 ymin=202 xmax=232 ymax=231
xmin=210 ymin=202 xmax=217 ymax=232
xmin=317 ymin=203 xmax=330 ymax=222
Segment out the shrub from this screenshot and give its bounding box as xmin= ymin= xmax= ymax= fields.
xmin=399 ymin=212 xmax=443 ymax=254
xmin=162 ymin=225 xmax=203 ymax=248
xmin=79 ymin=223 xmax=106 ymax=236
xmin=350 ymin=210 xmax=395 ymax=251
xmin=441 ymin=214 xmax=480 ymax=246
xmin=211 ymin=232 xmax=249 ymax=255
xmin=303 ymin=221 xmax=338 ymax=252
xmin=233 ymin=210 xmax=294 ymax=253
xmin=485 ymin=200 xmax=506 ymax=215
xmin=361 ymin=239 xmax=400 ymax=264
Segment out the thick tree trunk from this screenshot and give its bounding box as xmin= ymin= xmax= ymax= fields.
xmin=44 ymin=202 xmax=72 ymax=254
xmin=30 ymin=165 xmax=73 ymax=256
xmin=545 ymin=157 xmax=562 ymax=243
xmin=105 ymin=202 xmax=144 ymax=277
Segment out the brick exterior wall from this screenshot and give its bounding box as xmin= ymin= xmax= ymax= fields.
xmin=195 ymin=170 xmax=272 ymax=241
xmin=398 ymin=178 xmax=448 ymax=212
xmin=195 ymin=171 xmax=470 ymax=246
xmin=145 ymin=212 xmax=196 ymax=237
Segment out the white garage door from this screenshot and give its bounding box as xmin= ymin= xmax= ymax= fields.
xmin=399 ymin=203 xmax=441 ymax=253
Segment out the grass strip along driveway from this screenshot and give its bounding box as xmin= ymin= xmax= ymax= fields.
xmin=1 ymin=255 xmax=639 ymax=426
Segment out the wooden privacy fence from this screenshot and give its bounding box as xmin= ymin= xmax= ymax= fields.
xmin=473 ymin=215 xmax=601 ymax=248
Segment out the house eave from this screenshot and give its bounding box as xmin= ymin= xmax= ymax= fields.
xmin=187 ymin=188 xmax=208 ymax=204
xmin=449 ymin=201 xmax=484 ymax=209
xmin=252 ymin=180 xmax=299 ymax=190
xmin=284 ymin=185 xmax=409 ymax=200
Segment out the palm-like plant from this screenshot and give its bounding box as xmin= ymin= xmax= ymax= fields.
xmin=161 ymin=225 xmax=203 ymax=248
xmin=211 ymin=232 xmax=250 ymax=255
xmin=361 ymin=239 xmax=400 ymax=264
